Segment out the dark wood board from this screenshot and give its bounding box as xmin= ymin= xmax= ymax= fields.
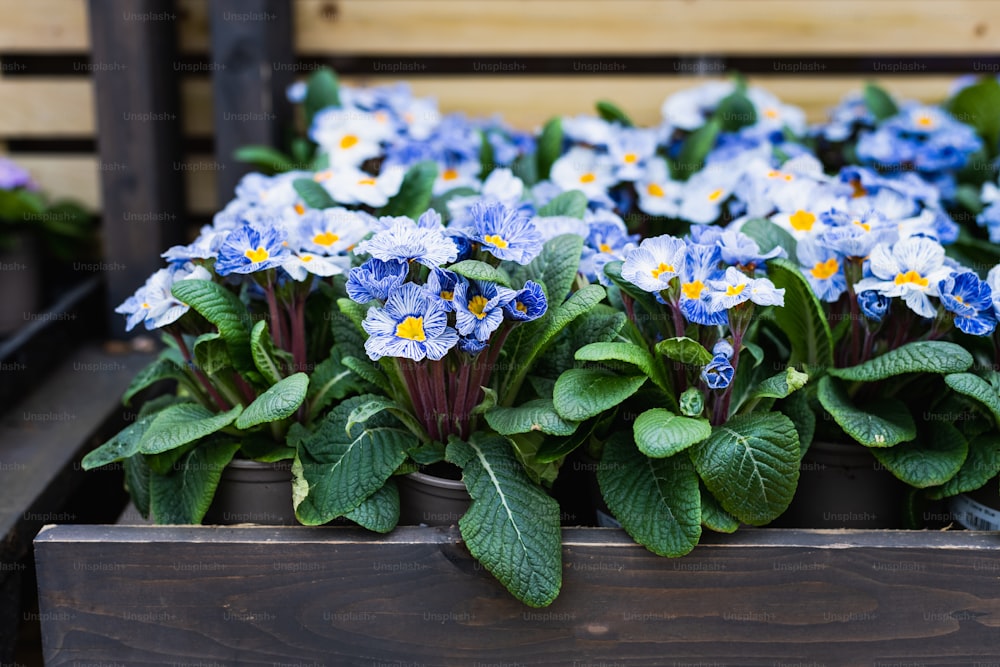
xmin=34 ymin=525 xmax=1000 ymax=666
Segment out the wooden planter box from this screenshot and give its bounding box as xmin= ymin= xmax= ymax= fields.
xmin=34 ymin=524 xmax=1000 ymax=665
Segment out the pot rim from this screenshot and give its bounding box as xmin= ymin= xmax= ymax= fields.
xmin=226 ymin=458 xmax=292 ymax=470
xmin=405 ymin=470 xmax=467 ymax=491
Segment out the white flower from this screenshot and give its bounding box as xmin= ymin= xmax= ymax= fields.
xmin=550 ymin=147 xmax=617 ymax=200
xmin=622 ymin=235 xmax=687 ymax=293
xmin=855 ymin=237 xmax=951 ymax=318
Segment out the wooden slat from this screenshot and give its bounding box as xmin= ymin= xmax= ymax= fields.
xmin=293 ymin=0 xmax=1000 ymax=55
xmin=35 ymin=525 xmax=1000 ymax=665
xmin=6 ymin=1 xmax=1000 ymax=55
xmin=0 ymin=77 xmax=211 ymax=137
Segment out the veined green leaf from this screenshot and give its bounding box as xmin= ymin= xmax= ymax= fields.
xmin=747 ymin=367 xmax=809 ymax=401
xmin=304 ymin=67 xmax=341 ymax=125
xmin=741 ymin=217 xmax=798 ymax=265
xmin=929 ymin=431 xmax=1000 ymax=499
xmin=446 ymin=433 xmax=562 ymax=607
xmin=513 ymin=234 xmax=585 ymax=307
xmin=817 ymin=376 xmax=915 ymax=447
xmin=233 ymin=145 xmax=297 ymax=173
xmin=777 ymin=390 xmax=815 ymax=457
xmin=672 ymin=118 xmax=720 ymax=181
xmin=870 ymin=420 xmax=967 ymax=488
xmin=699 ymin=484 xmax=739 ymax=533
xmin=149 ymin=440 xmax=241 ymax=524
xmin=536 ymin=117 xmax=563 ymax=180
xmin=764 ymin=258 xmax=833 ymax=371
xmin=344 ymin=481 xmax=400 ymax=533
xmin=449 ymin=260 xmax=513 ymax=288
xmin=121 ymin=354 xmax=189 ymax=406
xmin=82 ymin=411 xmax=160 ymax=470
xmin=250 ymin=320 xmax=291 ymax=385
xmin=598 ymin=433 xmax=701 ymax=557
xmin=595 ymin=99 xmax=634 ymax=127
xmin=379 ymin=161 xmax=438 ymax=218
xmin=633 ymin=408 xmax=711 ymax=458
xmin=171 ymin=279 xmax=255 ymax=376
xmin=830 ymin=341 xmax=972 ymax=382
xmin=655 ymin=337 xmax=713 ymax=367
xmin=137 ymin=403 xmax=243 ymax=455
xmin=575 ymin=341 xmax=659 ymax=384
xmin=553 ymin=368 xmax=646 ymax=421
xmin=537 ymin=190 xmax=587 ymax=219
xmin=689 ymin=412 xmax=800 ymax=525
xmin=235 ymin=373 xmax=308 ymax=429
xmin=484 ymin=399 xmax=579 ymax=436
xmin=293 ymin=178 xmax=336 ymax=210
xmin=864 ymin=81 xmax=900 ymax=121
xmin=945 ymin=372 xmax=1000 ymax=427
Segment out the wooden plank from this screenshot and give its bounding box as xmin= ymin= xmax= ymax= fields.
xmin=35 ymin=525 xmax=1000 ymax=665
xmin=0 ymin=0 xmax=90 ymax=51
xmin=292 ymin=0 xmax=1000 ymax=55
xmin=88 ymin=0 xmax=188 ymax=334
xmin=208 ymin=0 xmax=293 ymax=203
xmin=0 ymin=77 xmax=211 ymax=137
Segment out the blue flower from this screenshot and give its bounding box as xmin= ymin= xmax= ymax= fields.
xmin=715 ymin=228 xmax=786 ymax=268
xmin=818 ymin=209 xmax=896 ymax=258
xmin=355 ymin=218 xmax=458 ymax=268
xmin=855 ymin=237 xmax=951 ymax=319
xmin=858 ymin=290 xmax=891 ymax=322
xmin=503 ymin=280 xmax=547 ymax=322
xmin=988 ymin=266 xmax=1000 ymax=320
xmin=978 ymin=201 xmax=1000 ymax=244
xmin=458 ymin=336 xmax=489 ymax=355
xmin=938 ymin=272 xmax=996 ymax=336
xmin=708 ymin=267 xmax=785 ymax=310
xmin=424 ymin=268 xmax=464 ymax=312
xmin=346 ymin=258 xmax=408 ymax=303
xmin=712 ymin=339 xmax=734 ymax=360
xmin=115 ymin=263 xmax=212 ymax=332
xmin=621 ymin=235 xmax=687 ymax=293
xmin=362 ymin=282 xmax=458 ymax=361
xmin=679 ymin=242 xmax=727 ymax=326
xmin=470 ymin=200 xmax=543 ymax=265
xmin=701 ymin=354 xmax=735 ymax=390
xmin=296 ymin=208 xmax=372 ymax=256
xmin=797 ymin=236 xmax=847 ymax=303
xmin=214 ymin=224 xmax=290 ymax=276
xmin=453 ymin=281 xmax=517 ymax=342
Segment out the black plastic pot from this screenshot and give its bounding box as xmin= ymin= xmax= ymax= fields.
xmin=202 ymin=459 xmax=297 ymax=526
xmin=0 ymin=233 xmax=41 ymax=335
xmin=774 ymin=440 xmax=908 ymax=529
xmin=396 ymin=471 xmax=471 ymax=526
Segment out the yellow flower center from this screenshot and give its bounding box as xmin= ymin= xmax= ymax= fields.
xmin=483 ymin=234 xmax=509 ymax=249
xmin=442 ymin=168 xmax=459 ymax=181
xmin=954 ymin=295 xmax=965 ymax=304
xmin=395 ymin=316 xmax=426 ymax=342
xmin=440 ymin=290 xmax=453 ymax=301
xmin=357 ymin=178 xmax=377 ymax=186
xmin=764 ymin=108 xmax=779 ymax=119
xmin=853 ymin=219 xmax=871 ymax=232
xmin=707 ymin=188 xmax=724 ymax=202
xmin=646 ymin=183 xmax=665 ymax=197
xmin=895 ymin=270 xmax=928 ymax=288
xmin=469 ymin=295 xmax=490 ymax=319
xmin=623 ymin=152 xmax=638 ymax=164
xmin=294 ymin=202 xmax=306 ymax=215
xmin=313 ymin=231 xmax=340 ymax=247
xmin=141 ymin=302 xmax=150 ymax=309
xmin=244 ymin=246 xmax=270 ymax=263
xmin=651 ymin=263 xmax=675 ymax=280
xmin=339 ymin=134 xmax=359 ymax=150
xmin=599 ymin=243 xmax=614 ymax=254
xmin=850 ymin=179 xmax=867 ymax=198
xmin=682 ymin=280 xmax=705 ymax=299
xmin=516 ymin=301 xmax=528 ymax=313
xmin=810 ymin=257 xmax=840 ymax=280
xmin=313 ymin=170 xmax=334 ymax=182
xmin=375 ymin=111 xmax=389 ymax=124
xmin=726 ymin=283 xmax=746 ymax=297
xmin=767 ymin=170 xmax=781 ymax=179
xmin=301 ymin=255 xmax=314 ymax=263
xmin=916 ymin=114 xmax=935 ymax=128
xmin=579 ymin=172 xmax=597 ymax=184
xmin=789 ymin=210 xmax=816 ymax=231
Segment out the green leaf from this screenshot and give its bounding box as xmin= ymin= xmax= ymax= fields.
xmin=448 ymin=260 xmax=513 ymax=288
xmin=863 ymin=82 xmax=900 ymax=121
xmin=655 ymin=336 xmax=714 ymax=367
xmin=233 ymin=145 xmax=297 ymax=173
xmin=947 ymin=76 xmax=1000 ymax=157
xmin=137 ymin=403 xmax=242 ymax=455
xmin=239 ymin=433 xmax=295 ymax=462
xmin=121 ymin=354 xmax=189 ymax=406
xmin=235 ymin=373 xmax=308 ymax=430
xmin=536 ymin=117 xmax=563 ymax=180
xmin=171 ymin=279 xmax=255 ymax=376
xmin=307 ymin=350 xmax=362 ymax=420
xmin=945 ymin=372 xmax=1000 ymax=427
xmin=817 ymin=376 xmax=915 ymax=447
xmin=598 ymin=433 xmax=701 ymax=557
xmin=304 ymin=67 xmax=340 ymax=125
xmin=379 ymin=161 xmax=437 ymax=218
xmin=764 ymin=258 xmax=834 ymax=371
xmin=193 ymin=332 xmax=231 ymax=376
xmin=342 ymin=355 xmax=391 ymax=394
xmin=633 ymin=408 xmax=711 ymax=458
xmin=123 ymin=454 xmax=151 ymax=518
xmin=484 ymin=399 xmax=579 ymax=436
xmin=537 ymin=190 xmax=588 ymax=219
xmin=82 ymin=411 xmax=159 ymax=470
xmin=250 ymin=320 xmax=291 ymax=385
xmin=741 ymin=217 xmax=798 ymax=265
xmin=777 ymin=390 xmax=815 ymax=457
xmin=595 ymin=99 xmax=634 ymax=127
xmin=699 ymin=484 xmax=739 ymax=533
xmin=870 ymin=420 xmax=967 ymax=488
xmin=446 ymin=433 xmax=562 ymax=607
xmin=689 ymin=412 xmax=800 ymax=525
xmin=714 ymin=88 xmax=757 ymax=132
xmin=149 ymin=441 xmax=241 ymax=524
xmin=575 ymin=341 xmax=659 ymax=381
xmin=672 ymin=118 xmax=720 ymax=181
xmin=829 ymin=341 xmax=973 ymax=382
xmin=929 ymin=432 xmax=1000 ymax=499
xmin=344 ymin=481 xmax=399 ymax=533
xmin=294 ymin=396 xmax=414 ymax=525
xmin=747 ymin=367 xmax=809 ymax=401
xmin=293 ymin=178 xmax=336 ymax=210
xmin=513 ymin=234 xmax=585 ymax=307
xmin=553 ymin=368 xmax=646 ymax=421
